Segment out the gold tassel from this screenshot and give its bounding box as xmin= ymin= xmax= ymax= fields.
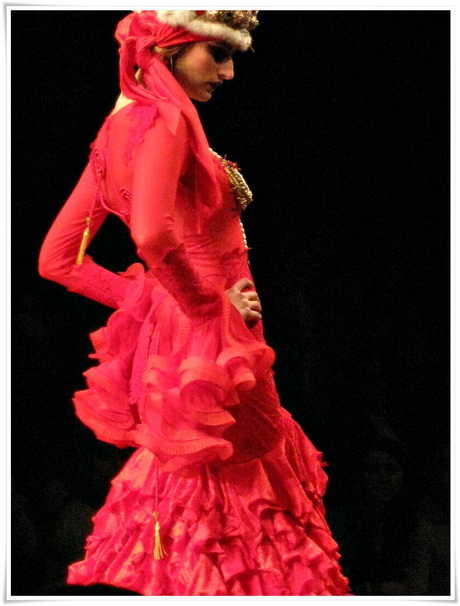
xmin=152 ymin=511 xmax=167 ymax=560
xmin=75 ymin=217 xmax=92 ymax=265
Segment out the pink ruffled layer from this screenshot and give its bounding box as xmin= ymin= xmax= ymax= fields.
xmin=68 ymin=411 xmax=351 ymax=596
xmin=73 ymin=263 xmax=280 ymax=476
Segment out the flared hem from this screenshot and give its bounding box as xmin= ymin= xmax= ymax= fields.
xmin=67 ymin=411 xmax=351 ymax=596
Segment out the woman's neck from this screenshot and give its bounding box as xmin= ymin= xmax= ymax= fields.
xmin=111 ymin=92 xmax=134 ymax=116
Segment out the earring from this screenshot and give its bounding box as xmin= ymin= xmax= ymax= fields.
xmin=169 ymin=56 xmax=174 ymax=74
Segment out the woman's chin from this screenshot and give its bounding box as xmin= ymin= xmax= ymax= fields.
xmin=189 ymin=89 xmax=213 ymax=103
xmin=193 ymin=95 xmax=212 ymax=103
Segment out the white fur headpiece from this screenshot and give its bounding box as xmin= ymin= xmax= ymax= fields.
xmin=156 ymin=10 xmax=259 ymax=51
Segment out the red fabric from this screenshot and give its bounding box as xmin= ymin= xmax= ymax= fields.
xmin=115 ymin=11 xmax=216 ymax=103
xmin=116 ymin=11 xmax=214 ymax=51
xmin=68 ymin=415 xmax=351 ymax=596
xmin=39 ymin=25 xmax=352 ymax=592
xmin=115 ymin=11 xmax=222 ymax=220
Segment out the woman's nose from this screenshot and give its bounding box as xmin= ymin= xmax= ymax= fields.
xmin=219 ymin=57 xmax=234 ymax=81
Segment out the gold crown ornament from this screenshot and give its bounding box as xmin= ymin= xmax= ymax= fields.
xmin=156 ymin=10 xmax=259 ymax=50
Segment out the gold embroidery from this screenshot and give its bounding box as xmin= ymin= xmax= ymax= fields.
xmin=210 ymin=149 xmax=253 ymax=211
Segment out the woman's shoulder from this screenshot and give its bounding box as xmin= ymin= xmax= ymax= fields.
xmin=105 ymin=96 xmax=189 ymax=164
xmin=110 ymin=95 xmax=186 ymax=134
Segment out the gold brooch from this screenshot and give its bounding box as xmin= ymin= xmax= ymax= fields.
xmin=211 ymin=149 xmax=253 ymax=211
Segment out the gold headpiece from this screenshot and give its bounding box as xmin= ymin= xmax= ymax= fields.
xmin=156 ymin=10 xmax=259 ymax=50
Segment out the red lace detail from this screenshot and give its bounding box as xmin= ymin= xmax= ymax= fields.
xmin=89 ymin=146 xmax=131 ymax=226
xmin=80 ymin=146 xmax=106 ymax=225
xmin=90 ymin=147 xmax=106 ymax=179
xmin=123 ymin=103 xmax=159 ymax=165
xmin=220 ymin=247 xmax=251 ymax=290
xmin=153 ymin=243 xmax=223 ymax=323
xmin=67 ymin=255 xmax=129 ymax=308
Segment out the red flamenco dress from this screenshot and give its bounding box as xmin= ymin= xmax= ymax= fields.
xmin=38 ymin=53 xmax=352 ymax=597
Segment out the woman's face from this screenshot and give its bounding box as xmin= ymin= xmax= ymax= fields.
xmin=173 ymin=41 xmax=235 ymax=102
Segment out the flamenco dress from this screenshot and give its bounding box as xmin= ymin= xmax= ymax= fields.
xmin=38 ymin=53 xmax=352 ymax=597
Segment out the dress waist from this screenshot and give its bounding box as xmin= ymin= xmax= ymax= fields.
xmin=147 ymin=235 xmax=251 ymax=290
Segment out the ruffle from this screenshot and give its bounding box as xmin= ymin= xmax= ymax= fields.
xmin=72 ymin=263 xmax=278 ymax=475
xmin=67 ymin=412 xmax=351 ymax=596
xmin=72 ymin=262 xmax=150 ymax=448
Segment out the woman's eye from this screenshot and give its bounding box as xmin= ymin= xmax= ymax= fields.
xmin=210 ymin=47 xmax=231 ymax=63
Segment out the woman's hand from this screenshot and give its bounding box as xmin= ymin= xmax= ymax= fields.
xmin=225 ymin=278 xmax=262 ymax=324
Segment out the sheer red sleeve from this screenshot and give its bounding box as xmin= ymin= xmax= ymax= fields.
xmin=38 ymin=162 xmax=132 ymax=308
xmin=131 ymin=113 xmax=223 ymax=323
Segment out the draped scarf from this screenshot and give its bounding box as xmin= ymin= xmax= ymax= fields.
xmin=115 ymin=11 xmax=223 ymax=221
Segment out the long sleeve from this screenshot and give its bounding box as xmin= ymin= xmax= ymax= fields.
xmin=130 ymin=112 xmax=223 ymax=323
xmin=38 ymin=162 xmax=133 ymax=309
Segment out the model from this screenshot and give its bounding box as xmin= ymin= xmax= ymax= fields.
xmin=39 ymin=10 xmax=351 ymax=596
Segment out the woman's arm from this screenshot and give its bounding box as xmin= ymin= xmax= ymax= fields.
xmin=38 ymin=162 xmax=133 ymax=308
xmin=130 ymin=114 xmax=223 ymax=323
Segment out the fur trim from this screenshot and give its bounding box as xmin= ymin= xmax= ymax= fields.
xmin=156 ymin=10 xmax=252 ymax=50
xmin=156 ymin=11 xmax=196 ymax=28
xmin=184 ymin=19 xmax=252 ymax=50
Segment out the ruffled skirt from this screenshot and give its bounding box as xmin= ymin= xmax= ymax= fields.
xmin=68 ymin=412 xmax=351 ymax=595
xmin=66 ymin=265 xmax=351 ymax=595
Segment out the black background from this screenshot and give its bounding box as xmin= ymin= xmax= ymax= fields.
xmin=11 ymin=9 xmax=450 ymax=595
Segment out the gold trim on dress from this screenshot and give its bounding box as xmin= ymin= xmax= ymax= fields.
xmin=210 ymin=149 xmax=253 ymax=211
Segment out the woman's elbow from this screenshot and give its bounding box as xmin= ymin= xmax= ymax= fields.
xmin=38 ymin=247 xmax=53 ymax=280
xmin=38 ymin=257 xmax=60 ymax=283
xmin=133 ymin=229 xmax=178 ymax=267
xmin=38 ymin=246 xmax=71 ymax=284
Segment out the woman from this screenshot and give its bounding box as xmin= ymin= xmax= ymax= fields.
xmin=38 ymin=10 xmax=351 ymax=596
